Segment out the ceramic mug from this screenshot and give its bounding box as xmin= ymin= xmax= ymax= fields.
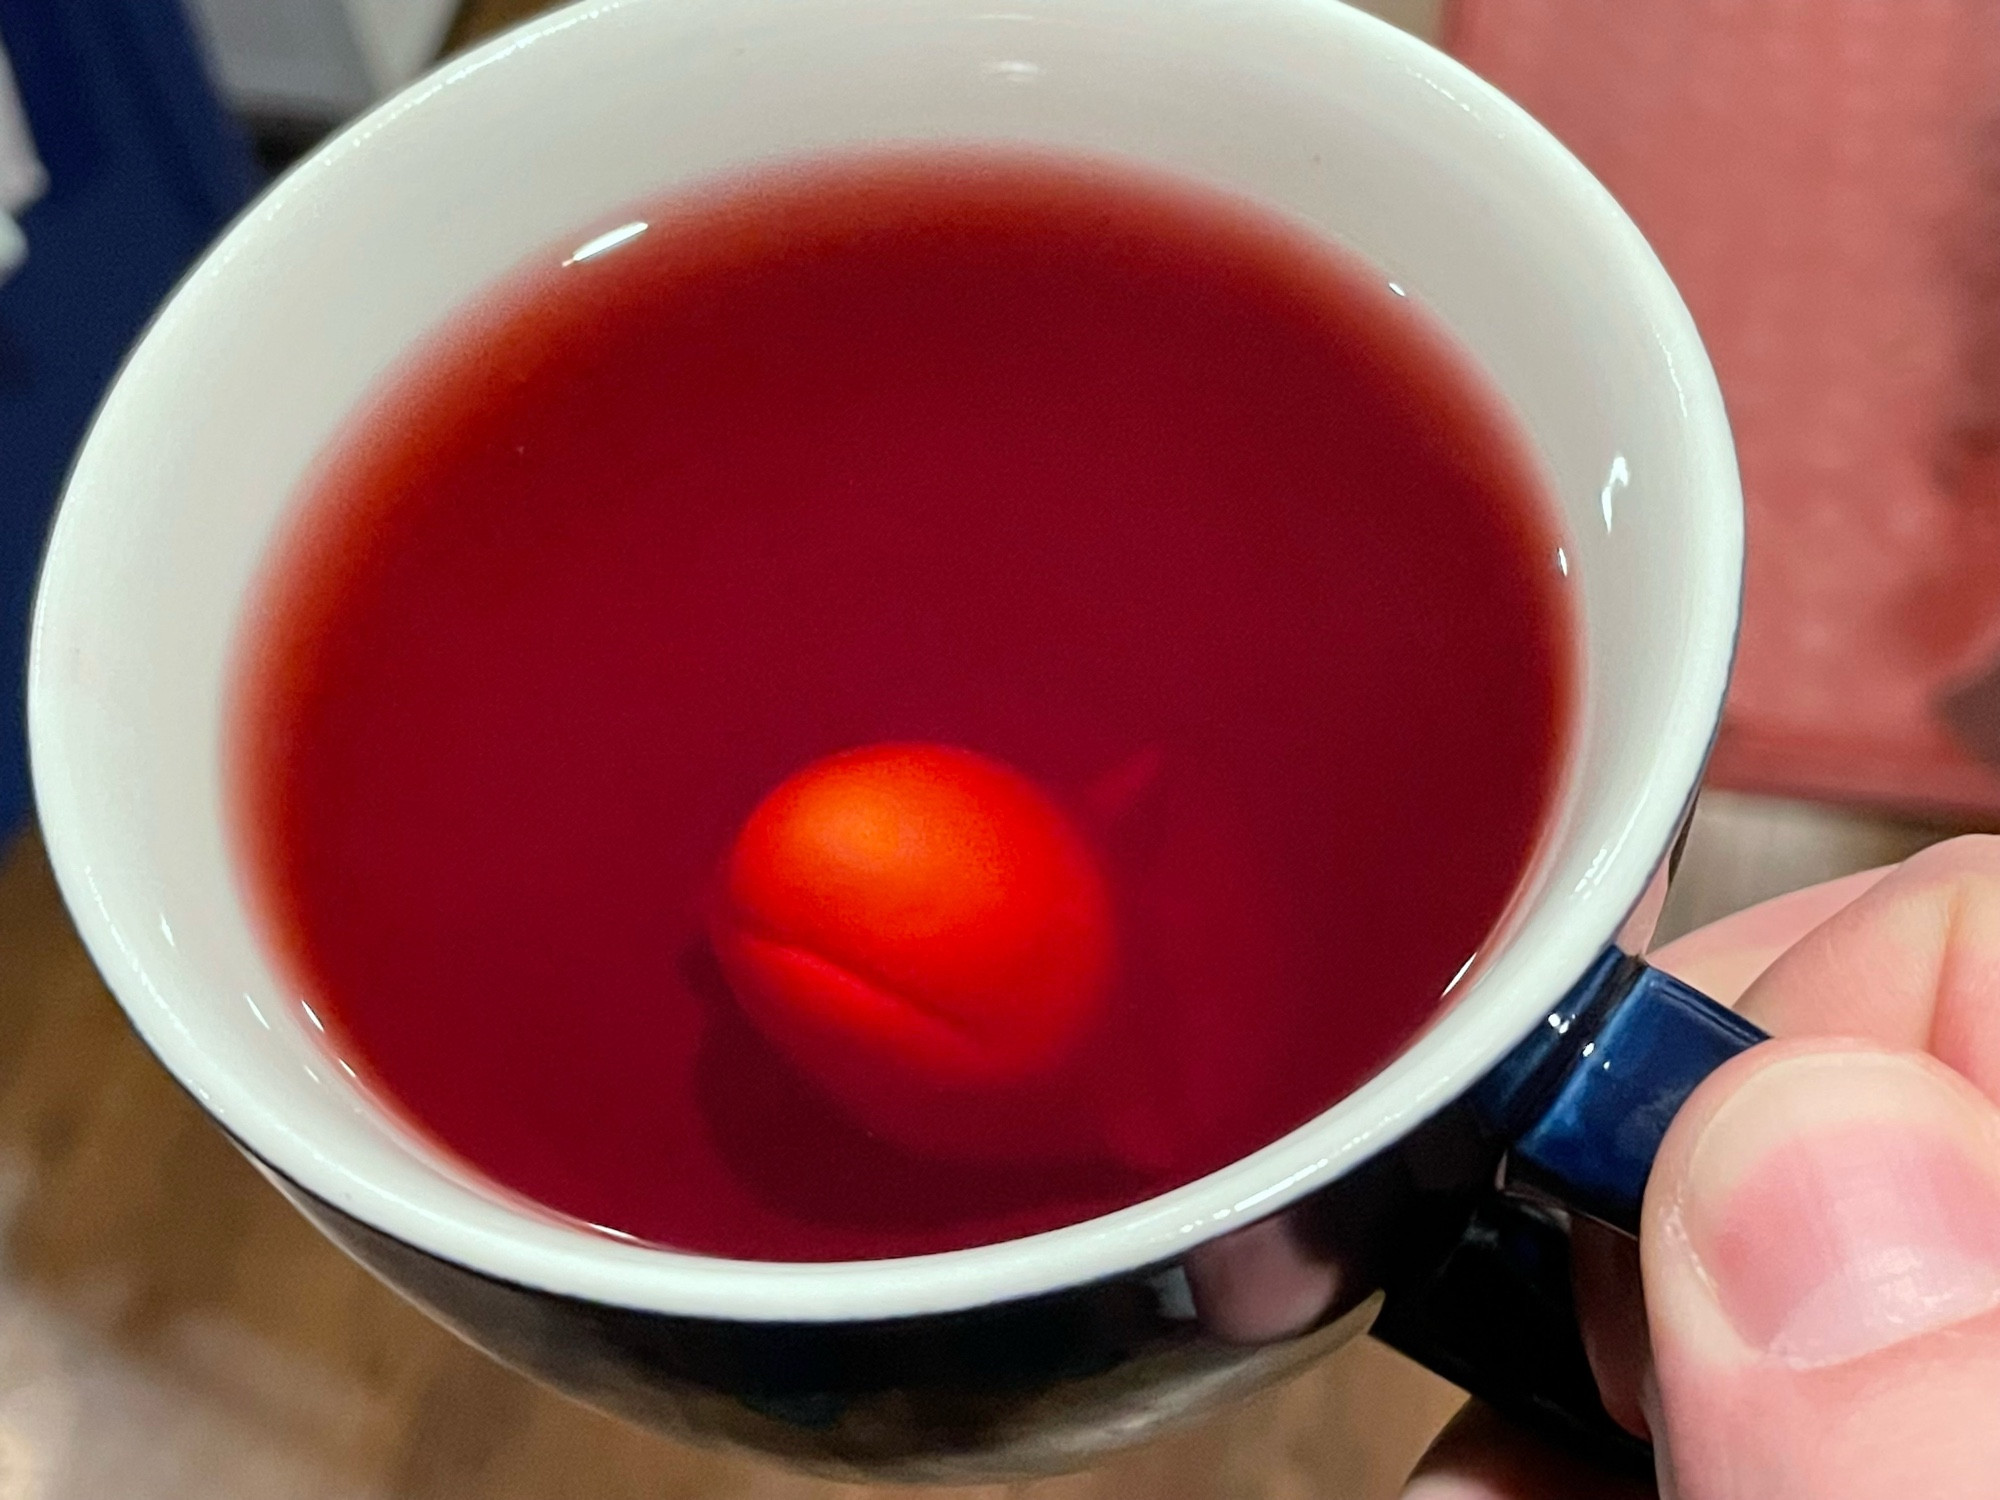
xmin=28 ymin=0 xmax=1748 ymax=1481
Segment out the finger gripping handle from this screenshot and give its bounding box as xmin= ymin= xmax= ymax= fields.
xmin=1373 ymin=955 xmax=1766 ymax=1477
xmin=1508 ymin=963 xmax=1768 ymax=1234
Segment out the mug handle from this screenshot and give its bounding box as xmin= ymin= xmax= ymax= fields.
xmin=1372 ymin=952 xmax=1767 ymax=1477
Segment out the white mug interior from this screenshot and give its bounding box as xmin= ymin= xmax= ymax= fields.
xmin=27 ymin=0 xmax=1740 ymax=1320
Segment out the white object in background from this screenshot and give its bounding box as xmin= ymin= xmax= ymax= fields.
xmin=0 ymin=35 xmax=46 ymax=283
xmin=186 ymin=0 xmax=457 ymax=122
xmin=344 ymin=0 xmax=458 ymax=96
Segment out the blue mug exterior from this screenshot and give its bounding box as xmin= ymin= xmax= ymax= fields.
xmin=227 ymin=832 xmax=1759 ymax=1482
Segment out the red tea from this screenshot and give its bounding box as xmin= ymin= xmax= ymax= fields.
xmin=231 ymin=154 xmax=1574 ymax=1260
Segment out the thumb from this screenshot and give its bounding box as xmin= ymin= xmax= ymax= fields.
xmin=1643 ymin=1037 xmax=2000 ymax=1499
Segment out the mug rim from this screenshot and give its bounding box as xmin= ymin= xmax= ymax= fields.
xmin=27 ymin=0 xmax=1743 ymax=1322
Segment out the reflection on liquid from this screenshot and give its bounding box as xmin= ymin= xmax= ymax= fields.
xmin=561 ymin=220 xmax=649 ymax=267
xmin=681 ymin=939 xmax=1152 ymax=1245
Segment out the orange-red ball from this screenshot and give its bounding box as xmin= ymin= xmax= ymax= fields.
xmin=709 ymin=743 xmax=1113 ymax=1148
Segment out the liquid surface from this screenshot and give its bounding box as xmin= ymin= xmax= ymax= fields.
xmin=233 ymin=153 xmax=1573 ymax=1260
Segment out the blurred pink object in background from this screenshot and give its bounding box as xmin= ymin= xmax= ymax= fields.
xmin=1451 ymin=0 xmax=2000 ymax=813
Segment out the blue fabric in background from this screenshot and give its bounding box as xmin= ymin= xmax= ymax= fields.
xmin=0 ymin=0 xmax=258 ymax=836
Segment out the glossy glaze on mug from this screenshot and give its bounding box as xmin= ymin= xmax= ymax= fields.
xmin=261 ymin=931 xmax=1706 ymax=1480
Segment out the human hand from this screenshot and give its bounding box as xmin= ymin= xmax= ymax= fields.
xmin=1403 ymin=834 xmax=2000 ymax=1499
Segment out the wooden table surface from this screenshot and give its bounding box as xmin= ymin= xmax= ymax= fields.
xmin=0 ymin=1 xmax=1966 ymax=1495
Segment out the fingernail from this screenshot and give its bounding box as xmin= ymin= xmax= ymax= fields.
xmin=1673 ymin=1048 xmax=2000 ymax=1367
